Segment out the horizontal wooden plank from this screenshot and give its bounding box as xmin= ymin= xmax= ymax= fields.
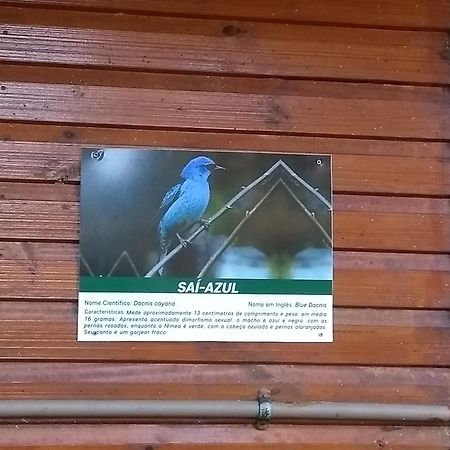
xmin=4 ymin=447 xmax=394 ymax=450
xmin=1 ymin=0 xmax=449 ymax=30
xmin=0 ymin=447 xmax=141 ymax=450
xmin=0 ymin=362 xmax=448 ymax=404
xmin=1 ymin=190 xmax=448 ymax=252
xmin=1 ymin=242 xmax=449 ymax=309
xmin=1 ymin=62 xmax=449 ymax=99
xmin=0 ymin=7 xmax=449 ymax=84
xmin=0 ymin=424 xmax=449 ymax=448
xmin=0 ymin=446 xmax=444 ymax=450
xmin=0 ymin=65 xmax=448 ymax=140
xmin=0 ymin=440 xmax=449 ymax=450
xmin=0 ymin=79 xmax=449 ymax=140
xmin=1 ymin=446 xmax=448 ymax=450
xmin=1 ymin=123 xmax=448 ymax=159
xmin=0 ymin=447 xmax=155 ymax=450
xmin=0 ymin=182 xmax=79 ymax=202
xmin=0 ymin=301 xmax=448 ymax=366
xmin=1 ymin=137 xmax=449 ymax=196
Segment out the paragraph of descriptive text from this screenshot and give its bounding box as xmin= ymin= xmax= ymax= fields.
xmin=78 ymin=293 xmax=333 ymax=342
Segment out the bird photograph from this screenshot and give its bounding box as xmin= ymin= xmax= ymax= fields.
xmin=156 ymin=156 xmax=225 ymax=275
xmin=79 ymin=148 xmax=332 ymax=281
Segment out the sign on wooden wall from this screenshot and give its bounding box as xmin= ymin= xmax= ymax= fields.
xmin=77 ymin=148 xmax=333 ymax=342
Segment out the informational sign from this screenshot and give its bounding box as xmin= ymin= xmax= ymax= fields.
xmin=78 ymin=148 xmax=333 ymax=342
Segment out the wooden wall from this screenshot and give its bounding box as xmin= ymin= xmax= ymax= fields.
xmin=0 ymin=1 xmax=449 ymax=448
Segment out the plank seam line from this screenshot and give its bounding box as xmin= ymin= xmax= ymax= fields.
xmin=0 ymin=358 xmax=448 ymax=368
xmin=1 ymin=246 xmax=446 ymax=256
xmin=0 ymin=362 xmax=449 ymax=368
xmin=333 ymin=192 xmax=450 ymax=200
xmin=0 ymin=237 xmax=79 ymax=244
xmin=330 ymin=248 xmax=450 ymax=256
xmin=0 ymin=120 xmax=449 ymax=144
xmin=1 ymin=61 xmax=449 ymax=89
xmin=2 ymin=179 xmax=449 ymax=200
xmin=0 ymin=1 xmax=448 ymax=33
xmin=3 ymin=137 xmax=450 ymax=161
xmin=0 ymin=178 xmax=79 ymax=186
xmin=0 ymin=238 xmax=448 ymax=256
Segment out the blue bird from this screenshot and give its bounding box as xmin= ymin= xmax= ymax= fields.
xmin=157 ymin=155 xmax=224 ymax=275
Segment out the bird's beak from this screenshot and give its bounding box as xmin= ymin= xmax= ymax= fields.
xmin=214 ymin=164 xmax=225 ymax=170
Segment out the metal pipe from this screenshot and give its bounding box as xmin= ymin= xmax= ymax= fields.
xmin=0 ymin=400 xmax=448 ymax=423
xmin=272 ymin=402 xmax=450 ymax=422
xmin=0 ymin=400 xmax=257 ymax=419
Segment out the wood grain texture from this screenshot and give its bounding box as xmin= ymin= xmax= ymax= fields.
xmin=72 ymin=443 xmax=450 ymax=450
xmin=1 ymin=78 xmax=448 ymax=139
xmin=0 ymin=440 xmax=449 ymax=450
xmin=3 ymin=62 xmax=450 ymax=98
xmin=0 ymin=444 xmax=449 ymax=450
xmin=1 ymin=242 xmax=449 ymax=309
xmin=0 ymin=447 xmax=144 ymax=450
xmin=5 ymin=121 xmax=450 ymax=162
xmin=0 ymin=362 xmax=448 ymax=404
xmin=1 ymin=190 xmax=448 ymax=252
xmin=0 ymin=301 xmax=448 ymax=366
xmin=0 ymin=64 xmax=448 ymax=139
xmin=1 ymin=0 xmax=449 ymax=30
xmin=1 ymin=137 xmax=450 ymax=196
xmin=0 ymin=424 xmax=448 ymax=447
xmin=0 ymin=7 xmax=449 ymax=84
xmin=1 ymin=122 xmax=449 ymax=159
xmin=0 ymin=0 xmax=449 ymax=443
xmin=1 ymin=122 xmax=450 ymax=196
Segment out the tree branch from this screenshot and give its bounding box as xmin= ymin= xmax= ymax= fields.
xmin=197 ymin=180 xmax=282 ymax=278
xmin=107 ymin=250 xmax=140 ymax=277
xmin=279 ymin=160 xmax=332 ymax=210
xmin=279 ymin=179 xmax=332 ymax=247
xmin=80 ymin=252 xmax=95 ymax=276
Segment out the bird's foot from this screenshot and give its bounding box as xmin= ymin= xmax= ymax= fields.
xmin=176 ymin=233 xmax=190 ymax=247
xmin=200 ymin=218 xmax=211 ymax=229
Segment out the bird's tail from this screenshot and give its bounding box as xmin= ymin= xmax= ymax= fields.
xmin=157 ymin=238 xmax=170 ymax=276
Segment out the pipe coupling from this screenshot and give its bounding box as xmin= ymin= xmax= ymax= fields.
xmin=256 ymin=389 xmax=272 ymax=430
